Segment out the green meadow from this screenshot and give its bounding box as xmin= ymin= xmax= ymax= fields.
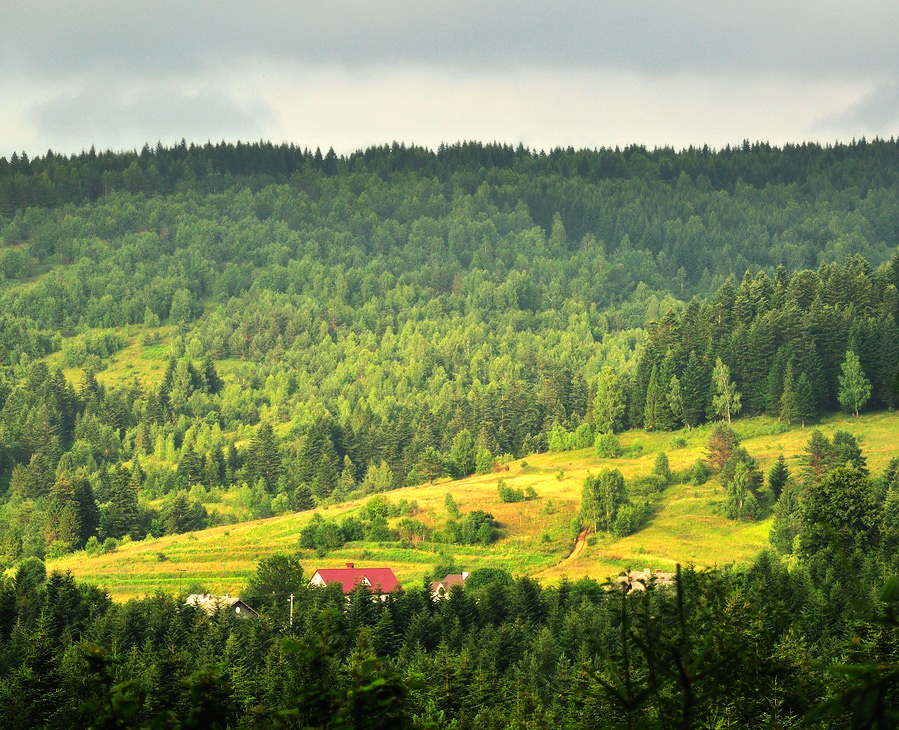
xmin=48 ymin=411 xmax=899 ymax=601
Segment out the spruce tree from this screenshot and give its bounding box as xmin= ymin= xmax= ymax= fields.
xmin=643 ymin=365 xmax=666 ymax=431
xmin=795 ymin=372 xmax=816 ymax=427
xmin=680 ymin=350 xmax=707 ymax=429
xmin=779 ymin=361 xmax=799 ymax=425
xmin=768 ymin=454 xmax=789 ymax=500
xmin=247 ymin=423 xmax=283 ymax=492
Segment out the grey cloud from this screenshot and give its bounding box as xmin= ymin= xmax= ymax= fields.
xmin=5 ymin=1 xmax=899 ymax=81
xmin=30 ymin=85 xmax=273 ymax=151
xmin=815 ymin=80 xmax=899 ymax=136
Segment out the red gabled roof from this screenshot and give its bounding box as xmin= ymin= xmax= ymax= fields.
xmin=312 ymin=567 xmax=402 ymax=595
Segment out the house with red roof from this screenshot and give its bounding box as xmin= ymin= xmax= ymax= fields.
xmin=309 ymin=563 xmax=402 ymax=600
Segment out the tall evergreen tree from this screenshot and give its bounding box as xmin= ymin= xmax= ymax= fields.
xmin=779 ymin=361 xmax=799 ymax=425
xmin=768 ymin=455 xmax=789 ymax=500
xmin=680 ymin=350 xmax=707 ymax=429
xmin=247 ymin=423 xmax=283 ymax=492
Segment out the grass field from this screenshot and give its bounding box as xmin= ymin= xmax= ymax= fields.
xmin=47 ymin=411 xmax=899 ymax=601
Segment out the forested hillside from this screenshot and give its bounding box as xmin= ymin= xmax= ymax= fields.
xmin=3 ymin=140 xmax=899 ymax=727
xmin=0 ymin=140 xmax=898 ymax=562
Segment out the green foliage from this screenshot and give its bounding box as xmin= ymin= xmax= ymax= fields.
xmin=594 ymin=431 xmax=623 ymax=459
xmin=244 ymin=553 xmax=305 ymax=599
xmin=838 ymin=349 xmax=873 ymax=416
xmin=768 ymin=454 xmax=789 ymax=499
xmin=798 ymin=463 xmax=880 ymax=559
xmin=160 ymin=491 xmax=207 ymax=535
xmin=712 ymin=357 xmax=742 ymax=424
xmin=652 ymin=451 xmax=671 ymax=485
xmin=581 ymin=468 xmax=628 ymax=533
xmin=548 ymin=422 xmax=594 ymax=452
xmin=770 ymin=480 xmax=801 ymax=554
xmin=724 ymin=461 xmax=761 ymax=522
xmin=688 ymin=458 xmax=711 ymax=485
xmin=612 ymin=502 xmax=651 ymax=537
xmin=593 ymin=367 xmax=627 ymax=434
xmin=443 ymin=492 xmax=460 ymax=519
xmin=61 ymin=331 xmax=125 ymax=369
xmin=497 ymin=478 xmax=525 ymax=503
xmin=0 ymin=141 xmax=897 ymax=564
xmin=705 ymin=423 xmax=741 ymax=473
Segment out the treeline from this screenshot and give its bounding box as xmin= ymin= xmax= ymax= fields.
xmin=619 ymin=255 xmax=899 ymax=431
xmin=7 ymin=137 xmax=899 ymax=222
xmin=1 ymin=437 xmax=898 ymax=728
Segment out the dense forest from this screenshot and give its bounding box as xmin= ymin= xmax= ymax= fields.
xmin=1 ymin=140 xmax=899 ymax=560
xmin=1 ymin=432 xmax=898 ymax=729
xmin=3 ymin=139 xmax=899 ymax=725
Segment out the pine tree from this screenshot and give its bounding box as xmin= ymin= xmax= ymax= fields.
xmin=290 ymin=484 xmax=315 ymax=512
xmin=795 ymin=372 xmax=816 ymax=427
xmin=680 ymin=350 xmax=707 ymax=429
xmin=643 ymin=365 xmax=665 ymax=431
xmin=247 ymin=423 xmax=283 ymax=492
xmin=104 ymin=467 xmax=139 ymax=539
xmin=768 ymin=454 xmax=789 ymax=500
xmin=779 ymin=361 xmax=799 ymax=425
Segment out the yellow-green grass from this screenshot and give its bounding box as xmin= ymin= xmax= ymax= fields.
xmin=47 ymin=412 xmax=899 ymax=601
xmin=45 ymin=327 xmax=259 ymax=391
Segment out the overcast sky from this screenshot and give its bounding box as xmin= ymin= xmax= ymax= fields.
xmin=2 ymin=1 xmax=898 ymax=159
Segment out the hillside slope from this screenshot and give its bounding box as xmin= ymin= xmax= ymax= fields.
xmin=48 ymin=411 xmax=899 ymax=600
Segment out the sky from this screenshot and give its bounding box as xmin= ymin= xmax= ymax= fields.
xmin=2 ymin=1 xmax=898 ymax=159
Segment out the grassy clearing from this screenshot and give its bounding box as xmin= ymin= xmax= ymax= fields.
xmin=48 ymin=412 xmax=899 ymax=601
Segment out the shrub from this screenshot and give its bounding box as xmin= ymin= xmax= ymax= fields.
xmin=85 ymin=536 xmax=101 ymax=557
xmin=498 ymin=478 xmax=525 ymax=503
xmin=688 ymin=459 xmax=711 ymax=485
xmin=629 ymin=474 xmax=668 ymax=498
xmin=613 ymin=503 xmax=651 ymax=537
xmin=625 ymin=440 xmax=644 ymax=458
xmin=595 ymin=432 xmax=622 ymax=459
xmin=653 ymin=452 xmax=672 ymax=485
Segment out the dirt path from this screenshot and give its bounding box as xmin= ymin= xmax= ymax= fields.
xmin=565 ymin=527 xmax=591 ymax=562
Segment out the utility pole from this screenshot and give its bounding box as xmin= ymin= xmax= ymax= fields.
xmin=289 ymin=593 xmax=294 ymax=628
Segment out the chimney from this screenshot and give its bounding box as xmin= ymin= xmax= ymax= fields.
xmin=346 ymin=562 xmax=355 ymax=569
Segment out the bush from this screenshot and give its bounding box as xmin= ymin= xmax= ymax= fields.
xmin=625 ymin=441 xmax=644 ymax=458
xmin=688 ymin=459 xmax=711 ymax=485
xmin=498 ymin=478 xmax=525 ymax=503
xmin=595 ymin=432 xmax=622 ymax=459
xmin=613 ymin=503 xmax=651 ymax=538
xmin=629 ymin=474 xmax=668 ymax=498
xmin=85 ymin=536 xmax=101 ymax=557
xmin=653 ymin=452 xmax=671 ymax=485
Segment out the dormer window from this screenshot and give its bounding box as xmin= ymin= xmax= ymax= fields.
xmin=360 ymin=576 xmax=371 ymax=586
